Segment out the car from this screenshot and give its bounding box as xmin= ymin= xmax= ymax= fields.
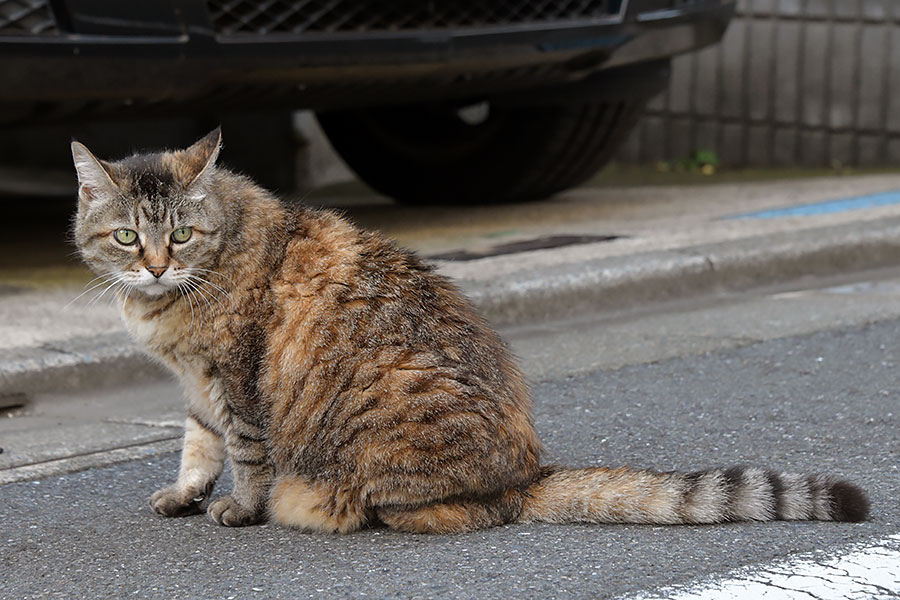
xmin=0 ymin=0 xmax=734 ymax=203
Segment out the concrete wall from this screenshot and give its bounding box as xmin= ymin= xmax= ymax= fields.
xmin=617 ymin=0 xmax=900 ymax=167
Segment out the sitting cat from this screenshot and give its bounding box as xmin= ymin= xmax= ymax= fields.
xmin=70 ymin=129 xmax=869 ymax=532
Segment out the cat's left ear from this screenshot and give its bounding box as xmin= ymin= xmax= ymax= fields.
xmin=180 ymin=126 xmax=222 ymax=187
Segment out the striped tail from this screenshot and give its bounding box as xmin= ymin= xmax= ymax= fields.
xmin=517 ymin=465 xmax=870 ymax=524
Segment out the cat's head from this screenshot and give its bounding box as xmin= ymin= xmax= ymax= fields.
xmin=71 ymin=128 xmax=228 ymax=298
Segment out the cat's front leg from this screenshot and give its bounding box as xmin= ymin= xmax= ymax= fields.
xmin=208 ymin=417 xmax=273 ymax=527
xmin=150 ymin=415 xmax=225 ymax=517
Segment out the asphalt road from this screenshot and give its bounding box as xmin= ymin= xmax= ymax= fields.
xmin=1 ymin=311 xmax=897 ymax=599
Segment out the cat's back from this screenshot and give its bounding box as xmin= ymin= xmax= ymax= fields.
xmin=269 ymin=206 xmax=507 ymax=375
xmin=262 ymin=207 xmax=542 ymax=493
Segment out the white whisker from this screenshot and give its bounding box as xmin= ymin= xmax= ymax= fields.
xmin=185 ymin=267 xmax=235 ymax=285
xmin=120 ymin=284 xmax=133 ymax=312
xmin=83 ymin=273 xmax=113 ymax=286
xmin=86 ymin=274 xmax=128 ymax=307
xmin=194 ymin=281 xmax=221 ymax=311
xmin=187 ymin=272 xmax=230 ymax=300
xmin=180 ymin=284 xmax=196 ymax=329
xmin=64 ymin=273 xmax=122 ymax=309
xmin=191 ymin=290 xmax=208 ymax=326
xmin=104 ymin=281 xmax=130 ymax=308
xmin=186 ymin=285 xmax=207 ymax=327
xmin=86 ymin=282 xmax=115 ymax=308
xmin=183 ymin=278 xmax=214 ymax=313
xmin=187 ymin=275 xmax=227 ymax=307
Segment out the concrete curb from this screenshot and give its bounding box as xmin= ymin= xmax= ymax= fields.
xmin=467 ymin=217 xmax=900 ymax=327
xmin=3 ymin=216 xmax=900 ymax=397
xmin=0 ymin=333 xmax=166 ymax=398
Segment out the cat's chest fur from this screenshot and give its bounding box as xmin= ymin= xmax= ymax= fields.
xmin=121 ymin=287 xmax=280 ymax=432
xmin=122 ymin=298 xmax=209 ymax=365
xmin=121 ymin=283 xmax=267 ymax=361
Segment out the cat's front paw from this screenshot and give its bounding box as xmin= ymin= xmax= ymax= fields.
xmin=208 ymin=495 xmax=264 ymax=527
xmin=150 ymin=484 xmax=210 ymax=517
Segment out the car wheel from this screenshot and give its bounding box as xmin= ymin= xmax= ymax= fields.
xmin=316 ymin=99 xmax=645 ymax=204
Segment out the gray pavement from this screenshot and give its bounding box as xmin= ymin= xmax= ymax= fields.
xmin=4 ymin=172 xmax=900 ymax=597
xmin=1 ymin=317 xmax=896 ymax=599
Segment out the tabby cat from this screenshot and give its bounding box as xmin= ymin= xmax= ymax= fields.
xmin=70 ymin=129 xmax=869 ymax=533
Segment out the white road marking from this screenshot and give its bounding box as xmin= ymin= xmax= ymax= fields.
xmin=628 ymin=534 xmax=900 ymax=600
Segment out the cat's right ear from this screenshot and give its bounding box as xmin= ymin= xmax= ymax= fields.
xmin=71 ymin=141 xmax=118 ymax=203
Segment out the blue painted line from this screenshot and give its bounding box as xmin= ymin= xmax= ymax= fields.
xmin=728 ymin=189 xmax=900 ymax=219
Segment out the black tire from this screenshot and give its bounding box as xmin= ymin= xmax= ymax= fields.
xmin=316 ymin=100 xmax=645 ymax=204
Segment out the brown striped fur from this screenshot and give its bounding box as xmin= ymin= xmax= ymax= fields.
xmin=71 ymin=129 xmax=870 ymax=533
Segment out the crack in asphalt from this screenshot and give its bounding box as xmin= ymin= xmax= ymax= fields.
xmin=0 ymin=434 xmax=182 ymax=472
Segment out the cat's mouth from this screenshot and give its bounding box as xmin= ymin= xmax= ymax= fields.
xmin=127 ymin=268 xmax=182 ymax=297
xmin=137 ymin=281 xmax=174 ymax=297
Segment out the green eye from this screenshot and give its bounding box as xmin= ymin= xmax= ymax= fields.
xmin=113 ymin=229 xmax=138 ymax=245
xmin=171 ymin=227 xmax=193 ymax=243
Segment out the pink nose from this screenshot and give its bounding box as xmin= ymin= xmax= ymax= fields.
xmin=146 ymin=265 xmax=168 ymax=278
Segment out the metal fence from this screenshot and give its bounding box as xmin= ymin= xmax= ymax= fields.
xmin=617 ymin=0 xmax=900 ymax=167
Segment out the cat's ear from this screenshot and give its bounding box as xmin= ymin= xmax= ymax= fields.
xmin=71 ymin=141 xmax=119 ymax=203
xmin=180 ymin=126 xmax=222 ymax=187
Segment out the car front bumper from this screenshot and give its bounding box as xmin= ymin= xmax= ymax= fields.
xmin=0 ymin=0 xmax=734 ymax=124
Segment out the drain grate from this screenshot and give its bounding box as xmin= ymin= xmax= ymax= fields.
xmin=0 ymin=392 xmax=28 ymax=411
xmin=428 ymin=234 xmax=621 ymax=261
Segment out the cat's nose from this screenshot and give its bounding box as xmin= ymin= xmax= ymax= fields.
xmin=146 ymin=265 xmax=168 ymax=278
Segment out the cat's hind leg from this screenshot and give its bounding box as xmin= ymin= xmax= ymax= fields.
xmin=269 ymin=476 xmax=369 ymax=533
xmin=375 ymin=490 xmax=524 ymax=534
xmin=150 ymin=415 xmax=225 ymax=517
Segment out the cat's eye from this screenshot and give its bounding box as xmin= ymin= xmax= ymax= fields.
xmin=113 ymin=229 xmax=138 ymax=245
xmin=171 ymin=227 xmax=193 ymax=243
